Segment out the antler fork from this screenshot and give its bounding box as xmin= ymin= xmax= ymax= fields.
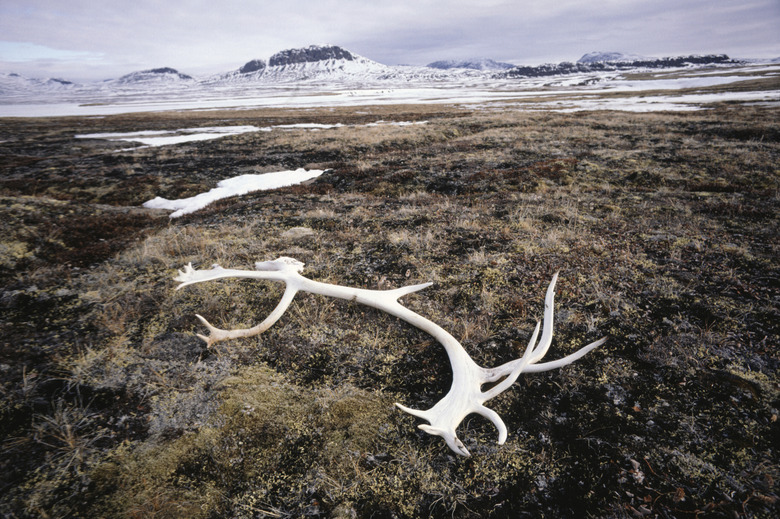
xmin=175 ymin=257 xmax=605 ymax=456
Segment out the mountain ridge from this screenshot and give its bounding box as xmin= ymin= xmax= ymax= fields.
xmin=0 ymin=72 xmax=76 ymax=97
xmin=502 ymin=54 xmax=739 ymax=78
xmin=0 ymin=46 xmax=753 ymax=95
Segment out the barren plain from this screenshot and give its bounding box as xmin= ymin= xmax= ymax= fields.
xmin=0 ymin=94 xmax=778 ymax=517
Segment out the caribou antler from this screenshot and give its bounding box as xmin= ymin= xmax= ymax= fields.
xmin=175 ymin=257 xmax=606 ymax=456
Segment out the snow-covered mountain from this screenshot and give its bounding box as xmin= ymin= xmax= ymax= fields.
xmin=0 ymin=46 xmax=756 ymax=108
xmin=206 ymin=45 xmax=512 ymax=85
xmin=174 ymin=47 xmax=749 ymax=86
xmin=81 ymin=67 xmax=199 ymax=98
xmin=259 ymin=45 xmax=393 ymax=82
xmin=0 ymin=72 xmax=76 ymax=97
xmin=208 ymin=45 xmax=393 ymax=84
xmin=577 ymin=51 xmax=648 ymax=63
xmin=426 ymin=58 xmax=515 ymax=71
xmin=113 ymin=67 xmax=195 ymax=85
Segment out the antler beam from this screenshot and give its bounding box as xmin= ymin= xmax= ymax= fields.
xmin=175 ymin=257 xmax=605 ymax=456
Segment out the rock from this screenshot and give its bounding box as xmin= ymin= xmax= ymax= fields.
xmin=269 ymin=45 xmax=355 ymax=66
xmin=239 ymin=59 xmax=266 ymax=74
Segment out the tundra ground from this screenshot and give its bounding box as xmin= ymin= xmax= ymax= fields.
xmin=0 ymin=101 xmax=778 ymax=518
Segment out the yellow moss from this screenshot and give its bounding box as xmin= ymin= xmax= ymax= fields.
xmin=91 ymin=433 xmax=221 ymax=519
xmin=0 ymin=240 xmax=34 ymax=268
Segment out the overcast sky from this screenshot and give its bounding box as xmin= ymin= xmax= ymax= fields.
xmin=1 ymin=0 xmax=778 ymax=81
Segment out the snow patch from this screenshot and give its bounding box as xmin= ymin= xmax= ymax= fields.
xmin=76 ymin=126 xmax=265 ymax=147
xmin=143 ymin=168 xmax=326 ymax=218
xmin=274 ymin=123 xmax=345 ymax=130
xmin=77 ymin=120 xmax=428 ymax=148
xmin=521 ymin=90 xmax=780 ymax=112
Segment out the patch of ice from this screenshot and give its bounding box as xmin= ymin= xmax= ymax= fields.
xmin=143 ymin=168 xmax=326 ymax=218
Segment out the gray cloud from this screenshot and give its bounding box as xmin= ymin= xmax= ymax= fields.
xmin=1 ymin=0 xmax=778 ymax=80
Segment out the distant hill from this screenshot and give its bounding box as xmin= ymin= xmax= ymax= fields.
xmin=427 ymin=58 xmax=515 ymax=71
xmin=503 ymin=54 xmax=740 ymax=78
xmin=0 ymin=72 xmax=75 ymax=96
xmin=116 ymin=67 xmax=194 ymax=84
xmin=577 ymin=51 xmax=649 ymax=63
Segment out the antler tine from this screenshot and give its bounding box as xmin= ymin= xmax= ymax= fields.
xmin=480 ymin=322 xmax=539 ymax=401
xmin=194 ymin=314 xmax=226 ymax=348
xmin=529 ymin=271 xmax=558 ymax=363
xmin=193 ymin=285 xmax=300 ymax=348
xmin=524 ymin=336 xmax=607 ymax=373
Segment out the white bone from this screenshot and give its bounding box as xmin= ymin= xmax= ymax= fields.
xmin=175 ymin=258 xmax=606 ymax=456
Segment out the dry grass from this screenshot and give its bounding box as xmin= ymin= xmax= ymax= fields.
xmin=0 ymin=99 xmax=778 ymax=518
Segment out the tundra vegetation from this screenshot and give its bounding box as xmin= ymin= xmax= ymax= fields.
xmin=0 ymin=98 xmax=777 ymax=518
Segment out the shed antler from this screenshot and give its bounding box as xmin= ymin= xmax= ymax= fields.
xmin=175 ymin=257 xmax=606 ymax=456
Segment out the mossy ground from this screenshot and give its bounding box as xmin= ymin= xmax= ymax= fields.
xmin=0 ymin=100 xmax=777 ymax=518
